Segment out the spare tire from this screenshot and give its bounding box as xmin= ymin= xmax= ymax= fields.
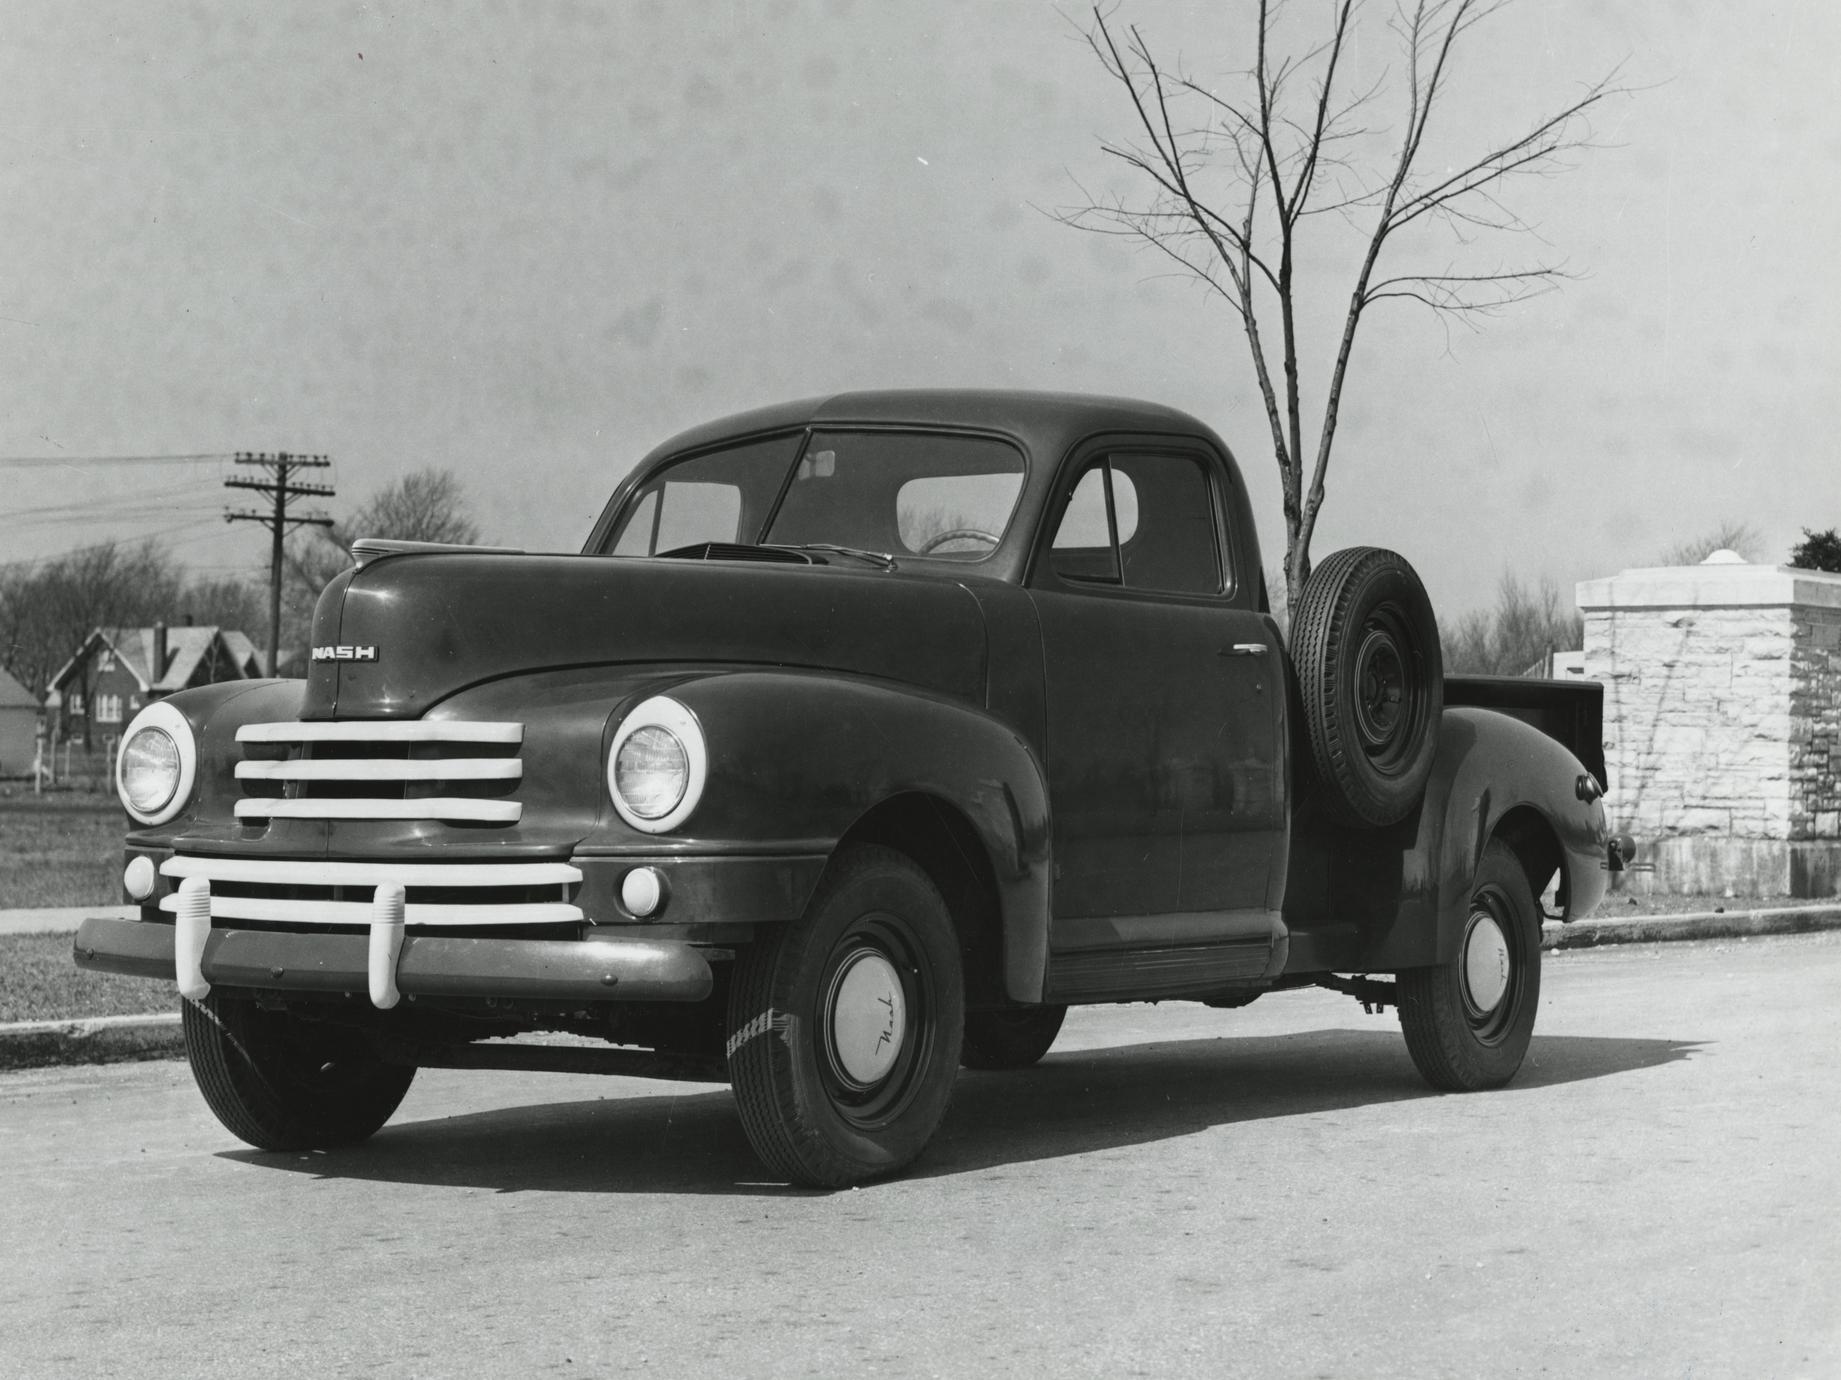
xmin=1290 ymin=546 xmax=1442 ymax=828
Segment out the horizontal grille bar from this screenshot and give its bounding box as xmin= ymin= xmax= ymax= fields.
xmin=238 ymin=721 xmax=523 ymax=745
xmin=233 ymin=798 xmax=522 ymax=823
xmin=162 ymin=857 xmax=581 ymax=888
xmin=158 ymin=894 xmax=583 ymax=928
xmin=235 ymin=759 xmax=524 ymax=782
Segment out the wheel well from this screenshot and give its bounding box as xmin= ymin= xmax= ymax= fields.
xmin=1492 ymin=806 xmax=1564 ymax=916
xmin=836 ymin=793 xmax=1006 ymax=1009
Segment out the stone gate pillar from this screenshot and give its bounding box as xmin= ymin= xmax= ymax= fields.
xmin=1577 ymin=551 xmax=1841 ymax=897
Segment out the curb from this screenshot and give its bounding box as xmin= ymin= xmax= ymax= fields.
xmin=0 ymin=1012 xmax=182 ymax=1070
xmin=3 ymin=908 xmax=1838 ymax=1071
xmin=1543 ymin=904 xmax=1841 ymax=951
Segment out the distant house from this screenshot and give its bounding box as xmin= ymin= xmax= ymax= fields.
xmin=47 ymin=624 xmax=264 ymax=745
xmin=0 ymin=666 xmax=36 ymax=776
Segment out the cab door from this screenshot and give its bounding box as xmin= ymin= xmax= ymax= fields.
xmin=1027 ymin=444 xmax=1285 ymax=1000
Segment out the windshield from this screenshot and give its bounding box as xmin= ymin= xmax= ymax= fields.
xmin=605 ymin=429 xmax=1027 ymax=562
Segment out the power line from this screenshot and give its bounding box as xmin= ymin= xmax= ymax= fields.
xmin=0 ymin=452 xmax=236 ymax=469
xmin=0 ymin=518 xmax=231 ymax=571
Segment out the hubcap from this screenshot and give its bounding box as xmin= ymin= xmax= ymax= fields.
xmin=824 ymin=948 xmax=907 ymax=1090
xmin=1462 ymin=910 xmax=1512 ymax=1017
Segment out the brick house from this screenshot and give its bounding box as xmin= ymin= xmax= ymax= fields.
xmin=47 ymin=624 xmax=263 ymax=747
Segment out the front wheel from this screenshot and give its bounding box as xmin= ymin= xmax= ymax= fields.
xmin=726 ymin=845 xmax=964 ymax=1188
xmin=1398 ymin=840 xmax=1542 ymax=1091
xmin=182 ymin=992 xmax=415 ymax=1150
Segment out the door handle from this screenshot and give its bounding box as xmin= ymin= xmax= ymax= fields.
xmin=1220 ymin=643 xmax=1268 ymax=657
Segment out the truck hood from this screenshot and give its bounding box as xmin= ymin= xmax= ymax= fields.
xmin=301 ymin=552 xmax=989 ymax=719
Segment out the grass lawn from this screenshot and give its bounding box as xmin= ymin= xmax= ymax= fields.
xmin=0 ymin=796 xmax=123 ymax=908
xmin=0 ymin=932 xmax=174 ymax=1023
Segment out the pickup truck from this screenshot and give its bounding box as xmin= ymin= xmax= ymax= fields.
xmin=77 ymin=390 xmax=1623 ymax=1187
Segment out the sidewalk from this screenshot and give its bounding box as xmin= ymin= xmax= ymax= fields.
xmin=3 ymin=901 xmax=1839 ymax=1069
xmin=0 ymin=905 xmax=134 ymax=937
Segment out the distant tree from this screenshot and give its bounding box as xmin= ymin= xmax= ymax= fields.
xmin=0 ymin=542 xmax=185 ymax=745
xmin=175 ymin=575 xmax=268 ymax=635
xmin=1444 ymin=572 xmax=1581 ymax=676
xmin=1655 ymin=520 xmax=1762 ymax=567
xmin=1788 ymin=527 xmax=1841 ymax=573
xmin=1065 ymin=1 xmax=1623 ymax=613
xmin=281 ymin=468 xmax=484 ymax=668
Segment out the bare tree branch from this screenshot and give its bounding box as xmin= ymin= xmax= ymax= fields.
xmin=1064 ymin=0 xmax=1628 ymax=608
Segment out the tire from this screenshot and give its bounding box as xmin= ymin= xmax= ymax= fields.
xmin=1398 ymin=841 xmax=1542 ymax=1091
xmin=182 ymin=992 xmax=415 ymax=1151
xmin=961 ymin=1004 xmax=1067 ymax=1070
xmin=1291 ymin=546 xmax=1443 ymax=827
xmin=726 ymin=844 xmax=964 ymax=1188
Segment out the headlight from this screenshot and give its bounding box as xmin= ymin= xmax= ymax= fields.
xmin=116 ymin=702 xmax=198 ymax=826
xmin=607 ymin=696 xmax=707 ymax=833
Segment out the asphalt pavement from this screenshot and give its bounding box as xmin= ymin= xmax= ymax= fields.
xmin=3 ymin=932 xmax=1836 ymax=1378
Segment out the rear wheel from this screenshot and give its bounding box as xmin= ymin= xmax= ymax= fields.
xmin=726 ymin=845 xmax=964 ymax=1187
xmin=182 ymin=992 xmax=415 ymax=1150
xmin=1398 ymin=841 xmax=1542 ymax=1091
xmin=961 ymin=1004 xmax=1067 ymax=1070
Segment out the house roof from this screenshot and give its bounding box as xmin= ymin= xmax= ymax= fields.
xmin=0 ymin=665 xmax=36 ymax=710
xmin=49 ymin=625 xmax=259 ymax=695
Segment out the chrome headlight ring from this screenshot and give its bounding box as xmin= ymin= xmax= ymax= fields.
xmin=116 ymin=701 xmax=198 ymax=826
xmin=607 ymin=695 xmax=708 ymax=834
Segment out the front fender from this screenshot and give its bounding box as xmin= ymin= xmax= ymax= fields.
xmin=578 ymin=670 xmax=1054 ymax=993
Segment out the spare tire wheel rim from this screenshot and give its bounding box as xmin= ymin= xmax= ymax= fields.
xmin=1460 ymin=904 xmax=1513 ymax=1029
xmin=1352 ymin=610 xmax=1415 ymax=774
xmin=823 ymin=945 xmax=909 ymax=1092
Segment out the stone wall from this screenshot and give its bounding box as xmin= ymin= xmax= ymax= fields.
xmin=1577 ymin=554 xmax=1841 ymax=896
xmin=1793 ymin=604 xmax=1841 ymax=841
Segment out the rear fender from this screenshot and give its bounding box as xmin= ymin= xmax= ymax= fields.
xmin=1363 ymin=707 xmax=1609 ymax=969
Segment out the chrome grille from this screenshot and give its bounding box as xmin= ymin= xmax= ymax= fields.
xmin=158 ymin=855 xmax=583 ymax=928
xmin=234 ymin=719 xmax=524 ymax=824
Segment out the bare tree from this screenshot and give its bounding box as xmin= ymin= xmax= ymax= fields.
xmin=280 ymin=467 xmax=485 ymax=669
xmin=1066 ymin=1 xmax=1623 ymax=611
xmin=1654 ymin=520 xmax=1762 ymax=567
xmin=1443 ymin=571 xmax=1582 ymax=676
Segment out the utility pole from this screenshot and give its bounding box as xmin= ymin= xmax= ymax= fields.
xmin=224 ymin=452 xmax=334 ymax=676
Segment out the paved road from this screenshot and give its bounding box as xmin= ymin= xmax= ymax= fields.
xmin=3 ymin=935 xmax=1837 ymax=1379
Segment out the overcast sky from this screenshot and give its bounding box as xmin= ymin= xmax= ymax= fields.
xmin=3 ymin=1 xmax=1837 ymax=618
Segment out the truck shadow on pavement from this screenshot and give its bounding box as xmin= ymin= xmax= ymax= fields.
xmin=221 ymin=1028 xmax=1700 ymax=1195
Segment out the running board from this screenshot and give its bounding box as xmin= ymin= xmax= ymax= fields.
xmin=1045 ymin=939 xmax=1276 ymax=1003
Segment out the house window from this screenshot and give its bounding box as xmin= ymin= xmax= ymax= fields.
xmin=96 ymin=694 xmax=123 ymax=725
xmin=67 ymin=693 xmax=85 ymax=717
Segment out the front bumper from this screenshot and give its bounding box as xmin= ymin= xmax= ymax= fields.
xmin=73 ymin=915 xmax=714 ymax=1005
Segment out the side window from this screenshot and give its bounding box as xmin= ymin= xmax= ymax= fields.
xmin=1112 ymin=453 xmax=1222 ymax=596
xmin=1049 ymin=466 xmax=1138 ymax=583
xmin=1046 ymin=453 xmax=1224 ymax=596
